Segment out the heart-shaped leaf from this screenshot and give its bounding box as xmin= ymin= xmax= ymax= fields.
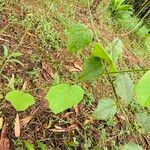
xmin=45 ymin=83 xmax=85 ymax=114
xmin=115 ymin=74 xmax=134 ymax=105
xmin=6 ymin=90 xmax=35 ymax=111
xmin=134 ymin=70 xmax=150 ymax=107
xmin=92 ymin=98 xmax=117 ymax=120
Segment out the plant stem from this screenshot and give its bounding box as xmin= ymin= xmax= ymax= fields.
xmin=87 ymin=0 xmax=136 ymax=133
xmin=0 ymin=60 xmax=7 ymax=75
xmin=103 ymin=68 xmax=149 ymax=75
xmin=87 ymin=0 xmax=99 ymax=42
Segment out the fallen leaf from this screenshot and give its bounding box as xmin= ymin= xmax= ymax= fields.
xmin=42 ymin=62 xmax=55 ymax=78
xmin=0 ymin=117 xmax=3 ymax=129
xmin=50 ymin=124 xmax=77 ymax=133
xmin=47 ymin=119 xmax=52 ymax=129
xmin=49 ymin=129 xmax=67 ymax=132
xmin=22 ymin=81 xmax=28 ymax=90
xmin=84 ymin=116 xmax=94 ymax=125
xmin=62 ymin=112 xmax=74 ymax=119
xmin=14 ymin=114 xmax=20 ymax=137
xmin=73 ymin=62 xmax=82 ymax=71
xmin=67 ymin=124 xmax=77 ymax=131
xmin=116 ymin=115 xmax=126 ymax=122
xmin=0 ymin=123 xmax=10 ymax=150
xmin=54 ymin=125 xmax=64 ymax=130
xmin=64 ymin=65 xmax=81 ymax=72
xmin=0 ymin=138 xmax=10 ymax=150
xmin=73 ymin=105 xmax=80 ymax=116
xmin=20 ymin=115 xmax=32 ymax=127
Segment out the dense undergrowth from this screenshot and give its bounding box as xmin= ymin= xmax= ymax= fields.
xmin=0 ymin=0 xmax=150 ymax=149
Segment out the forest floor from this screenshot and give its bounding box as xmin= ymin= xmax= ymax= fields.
xmin=0 ymin=0 xmax=150 ymax=150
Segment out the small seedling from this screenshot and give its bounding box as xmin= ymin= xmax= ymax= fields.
xmin=5 ymin=90 xmax=35 ymax=111
xmin=0 ymin=45 xmax=24 ymax=75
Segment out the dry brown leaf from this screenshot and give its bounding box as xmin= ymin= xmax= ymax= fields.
xmin=14 ymin=114 xmax=20 ymax=138
xmin=84 ymin=116 xmax=94 ymax=125
xmin=42 ymin=62 xmax=55 ymax=78
xmin=62 ymin=112 xmax=74 ymax=119
xmin=67 ymin=124 xmax=77 ymax=131
xmin=0 ymin=117 xmax=3 ymax=130
xmin=0 ymin=138 xmax=10 ymax=150
xmin=73 ymin=105 xmax=80 ymax=116
xmin=73 ymin=62 xmax=82 ymax=71
xmin=54 ymin=125 xmax=64 ymax=130
xmin=47 ymin=119 xmax=52 ymax=129
xmin=64 ymin=65 xmax=80 ymax=72
xmin=116 ymin=115 xmax=126 ymax=122
xmin=22 ymin=81 xmax=28 ymax=90
xmin=20 ymin=115 xmax=32 ymax=126
xmin=0 ymin=123 xmax=10 ymax=150
xmin=49 ymin=129 xmax=67 ymax=132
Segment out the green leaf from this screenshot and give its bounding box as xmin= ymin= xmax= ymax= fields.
xmin=121 ymin=142 xmax=142 ymax=150
xmin=115 ymin=74 xmax=133 ymax=105
xmin=118 ymin=5 xmax=132 ymax=11
xmin=24 ymin=140 xmax=35 ymax=150
xmin=79 ymin=57 xmax=104 ymax=81
xmin=91 ymin=43 xmax=116 ymax=72
xmin=65 ymin=23 xmax=93 ymax=52
xmin=135 ymin=112 xmax=150 ymax=134
xmin=111 ymin=38 xmax=123 ymax=63
xmin=92 ymin=98 xmax=117 ymax=120
xmin=92 ymin=42 xmax=112 ymax=62
xmin=7 ymin=59 xmax=24 ymax=66
xmin=37 ymin=141 xmax=46 ymax=150
xmin=8 ymin=74 xmax=15 ymax=90
xmin=9 ymin=52 xmax=23 ymax=58
xmin=134 ymin=70 xmax=150 ymax=107
xmin=3 ymin=45 xmax=9 ymax=57
xmin=45 ymin=83 xmax=84 ymax=114
xmin=6 ymin=90 xmax=35 ymax=111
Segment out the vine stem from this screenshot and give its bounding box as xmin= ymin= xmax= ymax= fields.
xmin=87 ymin=0 xmax=99 ymax=42
xmin=102 ymin=68 xmax=149 ymax=75
xmin=87 ymin=0 xmax=136 ymax=132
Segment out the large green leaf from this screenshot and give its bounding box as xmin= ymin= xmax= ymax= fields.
xmin=65 ymin=23 xmax=93 ymax=52
xmin=6 ymin=90 xmax=35 ymax=111
xmin=115 ymin=74 xmax=133 ymax=105
xmin=45 ymin=83 xmax=85 ymax=114
xmin=111 ymin=38 xmax=123 ymax=63
xmin=91 ymin=43 xmax=116 ymax=72
xmin=134 ymin=70 xmax=150 ymax=107
xmin=135 ymin=112 xmax=150 ymax=134
xmin=121 ymin=142 xmax=142 ymax=150
xmin=79 ymin=57 xmax=104 ymax=81
xmin=92 ymin=98 xmax=117 ymax=120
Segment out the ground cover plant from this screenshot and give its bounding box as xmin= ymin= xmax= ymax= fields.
xmin=0 ymin=0 xmax=150 ymax=149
